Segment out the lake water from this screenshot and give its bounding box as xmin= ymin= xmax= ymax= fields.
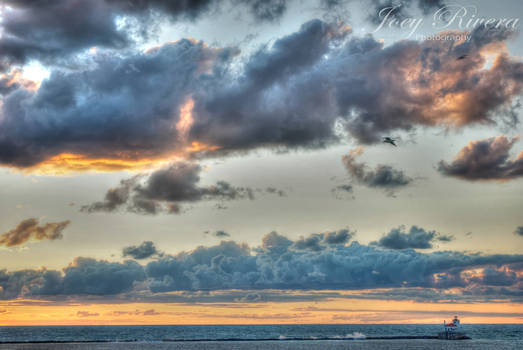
xmin=1 ymin=324 xmax=521 ymax=342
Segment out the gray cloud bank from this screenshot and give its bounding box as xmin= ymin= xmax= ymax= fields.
xmin=1 ymin=229 xmax=521 ymax=303
xmin=1 ymin=19 xmax=522 ymax=169
xmin=0 ymin=218 xmax=70 ymax=247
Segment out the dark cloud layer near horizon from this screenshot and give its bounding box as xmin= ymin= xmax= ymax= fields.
xmin=1 ymin=230 xmax=521 ymax=302
xmin=0 ymin=19 xmax=521 ymax=169
xmin=0 ymin=218 xmax=70 ymax=247
xmin=438 ymin=135 xmax=523 ymax=181
xmin=0 ymin=257 xmax=145 ymax=299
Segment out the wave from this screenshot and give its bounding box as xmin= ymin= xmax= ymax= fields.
xmin=345 ymin=332 xmax=367 ymax=339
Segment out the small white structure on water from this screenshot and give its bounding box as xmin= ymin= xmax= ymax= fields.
xmin=444 ymin=316 xmax=461 ymax=332
xmin=438 ymin=316 xmax=469 ymax=340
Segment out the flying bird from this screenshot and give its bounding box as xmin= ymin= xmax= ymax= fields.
xmin=457 ymin=54 xmax=468 ymax=60
xmin=383 ymin=137 xmax=397 ymax=147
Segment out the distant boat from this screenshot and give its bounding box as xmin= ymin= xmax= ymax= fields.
xmin=437 ymin=316 xmax=470 ymax=340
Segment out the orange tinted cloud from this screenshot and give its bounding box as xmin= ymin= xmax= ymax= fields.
xmin=176 ymin=97 xmax=195 ymax=141
xmin=0 ymin=218 xmax=70 ymax=247
xmin=25 ymin=153 xmax=170 ymax=174
xmin=15 ymin=97 xmax=219 ymax=174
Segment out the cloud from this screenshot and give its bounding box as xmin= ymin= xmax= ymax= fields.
xmin=145 ymin=231 xmax=522 ymax=293
xmin=0 ymin=218 xmax=70 ymax=247
xmin=82 ymin=161 xmax=258 ymax=215
xmin=515 ymin=226 xmax=523 ymax=236
xmin=367 ymin=0 xmax=446 ymax=24
xmin=0 ymin=39 xmax=233 ymax=169
xmin=214 ymin=230 xmax=231 ymax=238
xmin=188 ymin=19 xmax=351 ymax=154
xmin=0 ymin=257 xmax=145 ymax=299
xmin=0 ymin=0 xmax=129 ymax=71
xmin=238 ymin=0 xmax=288 ymax=21
xmin=370 ymin=225 xmax=453 ymax=249
xmin=108 ymin=308 xmax=163 ymax=316
xmin=1 ymin=231 xmax=522 ymax=302
xmin=122 ymin=241 xmax=161 ymax=260
xmin=0 ymin=0 xmax=295 ymax=72
xmin=323 ymin=229 xmax=354 ymax=244
xmin=265 ymin=187 xmax=287 ymax=197
xmin=466 ymin=266 xmax=519 ymax=287
xmin=1 ymin=22 xmax=522 ymax=171
xmin=331 ymin=184 xmax=354 ymax=200
xmin=76 ymin=311 xmax=99 ymax=317
xmin=333 ymin=184 xmax=353 ymax=193
xmin=438 ymin=135 xmax=523 ymax=181
xmin=341 ymin=148 xmax=412 ymax=196
xmin=293 ymin=229 xmax=354 ymax=251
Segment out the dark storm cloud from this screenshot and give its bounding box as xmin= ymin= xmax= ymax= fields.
xmin=82 ymin=162 xmax=257 ymax=215
xmin=341 ymin=148 xmax=412 ymax=196
xmin=122 ymin=241 xmax=161 ymax=259
xmin=0 ymin=0 xmax=129 ymax=70
xmin=515 ymin=226 xmax=523 ymax=236
xmin=438 ymin=135 xmax=523 ymax=181
xmin=0 ymin=38 xmax=231 ymax=167
xmin=189 ymin=19 xmax=350 ymax=153
xmin=1 ymin=20 xmax=522 ymax=169
xmin=0 ymin=0 xmax=449 ymax=72
xmin=0 ymin=0 xmax=295 ymax=71
xmin=370 ymin=225 xmax=453 ymax=250
xmin=1 ymin=232 xmax=522 ymax=301
xmin=0 ymin=218 xmax=70 ymax=247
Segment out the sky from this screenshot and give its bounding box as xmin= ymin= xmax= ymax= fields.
xmin=0 ymin=0 xmax=522 ymax=325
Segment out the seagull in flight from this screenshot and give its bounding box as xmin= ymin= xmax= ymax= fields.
xmin=383 ymin=137 xmax=397 ymax=147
